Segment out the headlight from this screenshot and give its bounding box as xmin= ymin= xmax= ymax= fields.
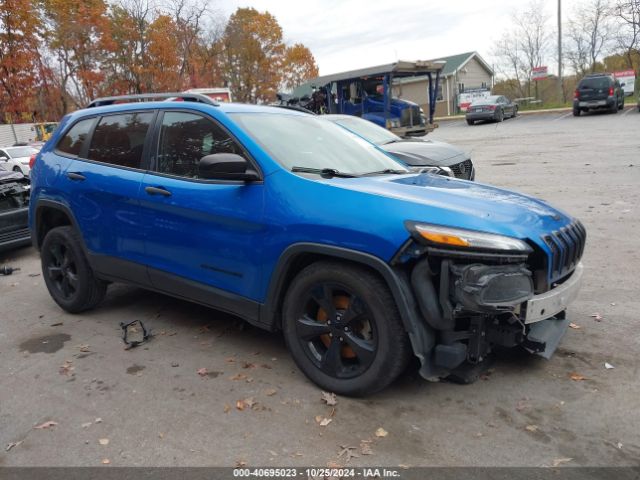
xmin=406 ymin=222 xmax=532 ymax=253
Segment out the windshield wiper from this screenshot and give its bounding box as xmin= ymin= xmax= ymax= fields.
xmin=291 ymin=166 xmax=359 ymax=178
xmin=361 ymin=168 xmax=408 ymax=176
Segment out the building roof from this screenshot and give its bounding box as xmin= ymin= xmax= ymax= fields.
xmin=395 ymin=51 xmax=494 ymax=85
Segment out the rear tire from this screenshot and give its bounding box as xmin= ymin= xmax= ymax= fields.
xmin=619 ymin=97 xmax=624 ymax=110
xmin=13 ymin=166 xmax=21 ymax=173
xmin=282 ymin=261 xmax=411 ymax=396
xmin=466 ymin=119 xmax=474 ymax=126
xmin=573 ymin=107 xmax=581 ymax=117
xmin=610 ymin=101 xmax=618 ymax=114
xmin=496 ymin=109 xmax=504 ymax=122
xmin=41 ymin=226 xmax=107 ymax=313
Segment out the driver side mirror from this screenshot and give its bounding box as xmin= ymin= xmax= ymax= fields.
xmin=198 ymin=153 xmax=259 ymax=181
xmin=0 ymin=155 xmax=8 ymax=161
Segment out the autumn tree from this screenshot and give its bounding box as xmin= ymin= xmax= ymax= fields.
xmin=565 ymin=0 xmax=613 ymax=74
xmin=613 ymin=0 xmax=640 ymax=69
xmin=281 ymin=44 xmax=319 ymax=91
xmin=0 ymin=0 xmax=42 ymax=122
xmin=41 ymin=0 xmax=114 ymax=111
xmin=221 ymin=8 xmax=286 ymax=103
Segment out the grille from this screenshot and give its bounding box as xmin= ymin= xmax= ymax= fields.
xmin=0 ymin=227 xmax=31 ymax=244
xmin=449 ymin=159 xmax=473 ymax=180
xmin=542 ymin=221 xmax=586 ymax=284
xmin=400 ymin=106 xmax=422 ymax=127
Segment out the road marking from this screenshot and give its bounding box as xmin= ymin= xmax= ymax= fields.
xmin=553 ymin=111 xmax=573 ymax=121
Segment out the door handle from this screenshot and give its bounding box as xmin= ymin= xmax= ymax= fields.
xmin=145 ymin=186 xmax=172 ymax=197
xmin=67 ymin=172 xmax=86 ymax=181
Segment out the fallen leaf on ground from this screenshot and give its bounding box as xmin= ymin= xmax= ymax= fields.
xmin=525 ymin=425 xmax=539 ymax=432
xmin=264 ymin=388 xmax=277 ymax=396
xmin=224 ymin=404 xmax=232 ymax=413
xmin=236 ymin=397 xmax=256 ymax=411
xmin=79 ymin=344 xmax=90 ymax=352
xmin=569 ymin=372 xmax=586 ymax=381
xmin=337 ymin=445 xmax=358 ymax=462
xmin=375 ymin=427 xmax=388 ymax=438
xmin=315 ymin=416 xmax=332 ymax=427
xmin=605 ymin=362 xmax=615 ymax=369
xmin=360 ymin=440 xmax=373 ymax=455
xmin=552 ymin=457 xmax=573 ymax=467
xmin=59 ymin=360 xmax=74 ymax=376
xmin=236 ymin=459 xmax=247 ymax=467
xmin=321 ymin=391 xmax=337 ymax=406
xmin=229 ymin=373 xmax=248 ymax=381
xmin=5 ymin=441 xmax=23 ymax=452
xmin=569 ymin=323 xmax=581 ymax=329
xmin=99 ymin=438 xmax=109 ymax=445
xmin=101 ymin=459 xmax=110 ymax=465
xmin=34 ymin=421 xmax=58 ymax=429
xmin=197 ymin=368 xmax=208 ymax=376
xmin=242 ymin=362 xmax=257 ymax=369
xmin=95 ymin=418 xmax=102 ymax=423
xmin=225 ymin=357 xmax=236 ymax=363
xmin=590 ymin=313 xmax=603 ymax=321
xmin=158 ymin=432 xmax=165 ymax=439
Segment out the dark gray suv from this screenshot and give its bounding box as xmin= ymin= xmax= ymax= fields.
xmin=573 ymin=73 xmax=624 ymax=116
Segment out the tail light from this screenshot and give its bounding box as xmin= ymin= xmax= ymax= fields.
xmin=574 ymin=90 xmax=580 ymax=99
xmin=29 ymin=153 xmax=37 ymax=169
xmin=608 ymin=87 xmax=614 ymax=96
xmin=488 ymin=105 xmax=497 ymax=111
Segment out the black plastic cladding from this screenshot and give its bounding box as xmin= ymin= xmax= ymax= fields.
xmin=543 ymin=220 xmax=586 ymax=283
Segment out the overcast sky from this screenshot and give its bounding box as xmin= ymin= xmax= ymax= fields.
xmin=220 ymin=0 xmax=584 ymax=76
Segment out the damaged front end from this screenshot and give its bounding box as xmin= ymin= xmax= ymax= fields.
xmin=0 ymin=170 xmax=31 ymax=251
xmin=394 ymin=221 xmax=585 ymax=382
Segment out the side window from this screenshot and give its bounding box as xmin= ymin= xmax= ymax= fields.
xmin=56 ymin=118 xmax=94 ymax=157
xmin=87 ymin=112 xmax=153 ymax=168
xmin=156 ymin=111 xmax=246 ymax=179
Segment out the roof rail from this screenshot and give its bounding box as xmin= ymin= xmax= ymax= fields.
xmin=86 ymin=92 xmax=219 ymax=108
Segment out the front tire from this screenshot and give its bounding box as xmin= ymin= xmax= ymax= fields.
xmin=282 ymin=261 xmax=411 ymax=396
xmin=41 ymin=226 xmax=107 ymax=313
xmin=466 ymin=119 xmax=474 ymax=126
xmin=496 ymin=109 xmax=504 ymax=122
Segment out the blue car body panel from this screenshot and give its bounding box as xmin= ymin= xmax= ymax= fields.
xmin=30 ymin=101 xmax=576 ymax=306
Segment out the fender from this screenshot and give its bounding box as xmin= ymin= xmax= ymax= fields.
xmin=260 ymin=243 xmax=438 ymax=378
xmin=32 ymin=199 xmax=85 ymax=251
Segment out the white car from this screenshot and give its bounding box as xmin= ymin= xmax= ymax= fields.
xmin=0 ymin=145 xmax=39 ymax=176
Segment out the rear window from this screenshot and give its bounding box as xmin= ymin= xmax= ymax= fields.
xmin=579 ymin=77 xmax=612 ymax=89
xmin=56 ymin=118 xmax=95 ymax=157
xmin=87 ymin=112 xmax=153 ymax=169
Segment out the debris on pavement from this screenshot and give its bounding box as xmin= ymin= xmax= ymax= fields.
xmin=5 ymin=440 xmax=23 ymax=452
xmin=525 ymin=425 xmax=539 ymax=432
xmin=99 ymin=438 xmax=109 ymax=446
xmin=568 ymin=322 xmax=581 ymax=329
xmin=337 ymin=445 xmax=358 ymax=462
xmin=34 ymin=420 xmax=58 ymax=429
xmin=101 ymin=459 xmax=111 ymax=465
xmin=120 ymin=319 xmax=151 ymax=349
xmin=360 ymin=440 xmax=373 ymax=455
xmin=569 ymin=372 xmax=586 ymax=381
xmin=590 ymin=313 xmax=603 ymax=321
xmin=321 ymin=391 xmax=337 ymax=406
xmin=375 ymin=427 xmax=388 ymax=438
xmin=315 ymin=416 xmax=332 ymax=427
xmin=197 ymin=367 xmax=208 ymax=376
xmin=552 ymin=457 xmax=573 ymax=467
xmin=0 ymin=265 xmax=20 ymax=275
xmin=81 ymin=422 xmax=92 ymax=428
xmin=236 ymin=397 xmax=257 ymax=411
xmin=50 ymin=322 xmax=63 ymax=327
xmin=264 ymin=388 xmax=277 ymax=396
xmin=59 ymin=360 xmax=74 ymax=376
xmin=604 ymin=362 xmax=615 ymax=369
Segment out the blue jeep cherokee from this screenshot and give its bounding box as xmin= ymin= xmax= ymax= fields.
xmin=29 ymin=93 xmax=585 ymax=396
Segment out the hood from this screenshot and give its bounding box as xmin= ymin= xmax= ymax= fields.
xmin=381 ymin=139 xmax=467 ymax=166
xmin=327 ymin=173 xmax=572 ymax=242
xmin=0 ymin=170 xmax=26 ymax=183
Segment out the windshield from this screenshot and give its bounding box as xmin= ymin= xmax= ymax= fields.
xmin=472 ymin=96 xmax=499 ymax=105
xmin=6 ymin=147 xmax=38 ymax=158
xmin=579 ymin=77 xmax=611 ymax=89
xmin=231 ymin=113 xmax=408 ymax=175
xmin=329 ymin=116 xmax=400 ymax=146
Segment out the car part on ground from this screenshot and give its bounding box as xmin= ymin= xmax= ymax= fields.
xmin=30 ymin=93 xmax=585 ymax=396
xmin=0 ymin=169 xmax=31 ymax=252
xmin=0 ymin=265 xmax=20 ymax=275
xmin=465 ymin=95 xmax=518 ymax=125
xmin=324 ymin=114 xmax=475 ymax=180
xmin=573 ymin=73 xmax=625 ymax=116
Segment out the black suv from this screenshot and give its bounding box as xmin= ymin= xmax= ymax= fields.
xmin=573 ymin=73 xmax=624 ymax=116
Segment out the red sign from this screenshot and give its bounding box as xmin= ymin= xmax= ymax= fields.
xmin=614 ymin=70 xmax=635 ymax=78
xmin=532 ymin=66 xmax=548 ymax=81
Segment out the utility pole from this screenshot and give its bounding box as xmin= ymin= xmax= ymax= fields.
xmin=558 ymin=0 xmax=563 ymax=102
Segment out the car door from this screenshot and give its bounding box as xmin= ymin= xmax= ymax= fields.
xmin=139 ymin=109 xmax=265 ymax=303
xmin=61 ymin=111 xmax=155 ymax=283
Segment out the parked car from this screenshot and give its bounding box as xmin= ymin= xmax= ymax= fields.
xmin=0 ymin=145 xmax=40 ymax=176
xmin=0 ymin=169 xmax=31 ymax=251
xmin=465 ymin=95 xmax=518 ymax=125
xmin=30 ymin=93 xmax=585 ymax=396
xmin=573 ymin=73 xmax=624 ymax=116
xmin=324 ymin=115 xmax=474 ymax=180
